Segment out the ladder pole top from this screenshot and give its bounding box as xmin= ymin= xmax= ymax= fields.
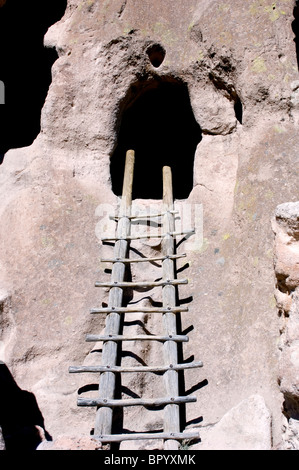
xmin=162 ymin=166 xmax=174 ymax=209
xmin=120 ymin=149 xmax=135 ymax=215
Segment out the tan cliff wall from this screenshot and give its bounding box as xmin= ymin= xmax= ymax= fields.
xmin=0 ymin=0 xmax=299 ymax=450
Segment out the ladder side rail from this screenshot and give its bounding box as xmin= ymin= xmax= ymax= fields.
xmin=162 ymin=166 xmax=180 ymax=451
xmin=94 ymin=150 xmax=135 ymax=439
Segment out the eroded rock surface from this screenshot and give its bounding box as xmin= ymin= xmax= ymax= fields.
xmin=193 ymin=394 xmax=272 ymax=450
xmin=273 ymin=201 xmax=299 ymax=450
xmin=0 ymin=0 xmax=299 ymax=450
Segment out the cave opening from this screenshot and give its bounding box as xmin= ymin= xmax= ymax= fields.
xmin=110 ymin=78 xmax=202 ymax=200
xmin=0 ymin=0 xmax=67 ymax=163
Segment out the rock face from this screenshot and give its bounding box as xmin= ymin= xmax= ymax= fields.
xmin=273 ymin=201 xmax=299 ymax=450
xmin=0 ymin=0 xmax=299 ymax=450
xmin=193 ymin=394 xmax=272 ymax=450
xmin=37 ymin=435 xmax=101 ymax=451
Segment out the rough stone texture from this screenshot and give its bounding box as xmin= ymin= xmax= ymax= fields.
xmin=192 ymin=394 xmax=272 ymax=450
xmin=273 ymin=201 xmax=299 ymax=450
xmin=37 ymin=435 xmax=101 ymax=451
xmin=0 ymin=0 xmax=299 ymax=450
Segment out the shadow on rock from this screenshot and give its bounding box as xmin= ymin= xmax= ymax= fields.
xmin=0 ymin=361 xmax=51 ymax=451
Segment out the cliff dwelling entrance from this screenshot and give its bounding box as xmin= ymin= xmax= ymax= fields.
xmin=0 ymin=0 xmax=67 ymax=162
xmin=110 ymin=78 xmax=202 ymax=200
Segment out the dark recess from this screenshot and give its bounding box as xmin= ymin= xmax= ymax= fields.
xmin=110 ymin=79 xmax=202 ymax=200
xmin=292 ymin=0 xmax=299 ymax=70
xmin=234 ymin=96 xmax=243 ymax=124
xmin=0 ymin=0 xmax=67 ymax=163
xmin=283 ymin=393 xmax=299 ymax=421
xmin=0 ymin=361 xmax=51 ymax=450
xmin=146 ymin=43 xmax=166 ymax=68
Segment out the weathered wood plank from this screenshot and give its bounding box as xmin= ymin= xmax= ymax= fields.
xmin=109 ymin=210 xmax=179 ymax=220
xmin=85 ymin=334 xmax=189 ymax=342
xmin=69 ymin=361 xmax=203 ymax=374
xmin=95 ymin=279 xmax=188 ymax=288
xmin=78 ymin=395 xmax=196 ymax=408
xmin=101 ymin=229 xmax=194 ymax=242
xmin=93 ymin=431 xmax=200 ymax=443
xmin=90 ymin=306 xmax=188 ymax=314
xmin=100 ymin=253 xmax=187 ymax=263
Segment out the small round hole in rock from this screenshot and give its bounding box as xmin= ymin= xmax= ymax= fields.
xmin=146 ymin=44 xmax=166 ymax=68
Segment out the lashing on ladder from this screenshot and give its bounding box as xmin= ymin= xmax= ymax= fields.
xmin=69 ymin=149 xmax=203 ymax=449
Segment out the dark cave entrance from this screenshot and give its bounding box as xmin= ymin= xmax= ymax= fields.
xmin=0 ymin=0 xmax=67 ymax=163
xmin=110 ymin=78 xmax=202 ymax=200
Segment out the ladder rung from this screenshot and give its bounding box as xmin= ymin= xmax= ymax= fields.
xmin=95 ymin=279 xmax=188 ymax=288
xmin=93 ymin=430 xmax=200 ymax=443
xmin=109 ymin=210 xmax=179 ymax=220
xmin=101 ymin=229 xmax=195 ymax=242
xmin=70 ymin=361 xmax=203 ymax=374
xmin=69 ymin=361 xmax=203 ymax=374
xmin=100 ymin=253 xmax=187 ymax=263
xmin=85 ymin=334 xmax=189 ymax=342
xmin=77 ymin=395 xmax=196 ymax=408
xmin=90 ymin=306 xmax=188 ymax=314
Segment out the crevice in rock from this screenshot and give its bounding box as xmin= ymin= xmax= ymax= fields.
xmin=0 ymin=0 xmax=67 ymax=162
xmin=118 ymin=0 xmax=127 ymax=18
xmin=292 ymin=0 xmax=299 ymax=70
xmin=110 ymin=77 xmax=202 ymax=200
xmin=208 ymin=69 xmax=243 ymax=125
xmin=234 ymin=96 xmax=243 ymax=124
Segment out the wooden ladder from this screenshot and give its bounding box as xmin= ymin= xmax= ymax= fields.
xmin=69 ymin=150 xmax=203 ymax=449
